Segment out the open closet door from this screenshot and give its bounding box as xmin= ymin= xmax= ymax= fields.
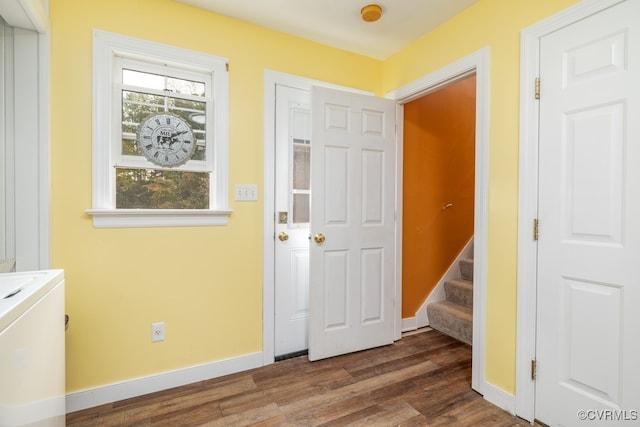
xmin=308 ymin=86 xmax=396 ymax=361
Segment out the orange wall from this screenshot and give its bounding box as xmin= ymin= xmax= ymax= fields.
xmin=402 ymin=75 xmax=476 ymax=317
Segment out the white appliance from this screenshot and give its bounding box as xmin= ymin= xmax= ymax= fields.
xmin=0 ymin=270 xmax=65 ymax=427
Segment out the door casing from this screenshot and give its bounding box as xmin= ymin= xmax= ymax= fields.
xmin=516 ymin=0 xmax=628 ymax=421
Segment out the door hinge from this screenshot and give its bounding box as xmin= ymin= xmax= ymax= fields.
xmin=531 ymin=359 xmax=537 ymax=380
xmin=533 ymin=218 xmax=539 ymax=241
xmin=535 ymin=77 xmax=541 ymax=100
xmin=226 ymin=62 xmax=229 ymax=72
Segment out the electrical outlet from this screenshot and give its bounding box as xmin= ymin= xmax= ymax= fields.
xmin=151 ymin=322 xmax=165 ymax=342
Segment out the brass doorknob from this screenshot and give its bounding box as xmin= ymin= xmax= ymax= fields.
xmin=313 ymin=233 xmax=326 ymax=244
xmin=278 ymin=232 xmax=289 ymax=242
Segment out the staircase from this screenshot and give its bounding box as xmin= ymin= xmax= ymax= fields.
xmin=426 ymin=258 xmax=473 ymax=345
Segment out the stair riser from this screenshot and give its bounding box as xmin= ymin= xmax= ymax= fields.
xmin=427 ymin=302 xmax=472 ymax=345
xmin=459 ymin=259 xmax=474 ymax=282
xmin=444 ymin=280 xmax=473 ymax=309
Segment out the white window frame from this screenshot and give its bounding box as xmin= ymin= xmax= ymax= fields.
xmin=87 ymin=30 xmax=231 ymax=228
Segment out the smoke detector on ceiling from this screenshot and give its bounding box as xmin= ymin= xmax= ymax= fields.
xmin=361 ymin=4 xmax=382 ymax=22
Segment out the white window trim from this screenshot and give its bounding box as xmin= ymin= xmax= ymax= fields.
xmin=87 ymin=30 xmax=231 ymax=228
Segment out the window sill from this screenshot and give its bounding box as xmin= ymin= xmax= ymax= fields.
xmin=86 ymin=208 xmax=232 ymax=228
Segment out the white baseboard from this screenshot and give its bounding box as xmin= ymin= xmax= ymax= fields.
xmin=482 ymin=381 xmax=517 ymax=416
xmin=404 ymin=238 xmax=474 ymax=331
xmin=66 ymin=351 xmax=264 ymax=413
xmin=401 ymin=316 xmax=417 ymax=332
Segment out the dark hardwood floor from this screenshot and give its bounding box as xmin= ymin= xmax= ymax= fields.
xmin=67 ymin=328 xmax=531 ymax=426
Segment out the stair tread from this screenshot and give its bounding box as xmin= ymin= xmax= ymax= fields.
xmin=446 ymin=278 xmax=473 ymax=287
xmin=427 ymin=301 xmax=473 ymax=345
xmin=428 ymin=300 xmax=472 ymax=319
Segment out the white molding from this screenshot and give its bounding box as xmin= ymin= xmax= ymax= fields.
xmin=262 ymin=70 xmax=374 ymax=365
xmin=394 ymin=103 xmax=404 ymax=341
xmin=38 ymin=29 xmax=51 ymax=268
xmin=13 ymin=28 xmax=40 ymax=270
xmin=405 ymin=238 xmax=474 ymax=331
xmin=65 ymin=351 xmax=263 ymax=413
xmin=90 ymin=30 xmax=230 ymax=228
xmin=388 ymin=46 xmax=490 ymax=397
xmin=0 ymin=23 xmax=11 ymax=264
xmin=0 ymin=0 xmax=49 ymax=33
xmin=8 ymin=26 xmax=50 ymax=271
xmin=386 ymin=53 xmax=479 ymax=101
xmin=86 ymin=209 xmax=232 ymax=228
xmin=515 ymin=0 xmax=625 ymax=421
xmin=483 ymin=381 xmax=517 ymax=416
xmin=262 ymin=72 xmax=277 ymax=366
xmin=401 ymin=316 xmax=417 ymax=332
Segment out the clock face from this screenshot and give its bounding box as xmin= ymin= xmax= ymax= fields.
xmin=137 ymin=113 xmax=196 ymax=167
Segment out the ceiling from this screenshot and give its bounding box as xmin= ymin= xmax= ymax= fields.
xmin=174 ymin=0 xmax=480 ymax=60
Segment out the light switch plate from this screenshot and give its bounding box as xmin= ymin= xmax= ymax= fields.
xmin=234 ymin=184 xmax=258 ymax=201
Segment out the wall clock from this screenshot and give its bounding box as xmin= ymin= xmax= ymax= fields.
xmin=137 ymin=112 xmax=195 ymax=167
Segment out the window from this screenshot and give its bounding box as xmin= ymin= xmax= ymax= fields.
xmin=87 ymin=31 xmax=231 ymax=227
xmin=290 ymin=107 xmax=311 ymax=224
xmin=116 ymin=60 xmax=210 ymax=209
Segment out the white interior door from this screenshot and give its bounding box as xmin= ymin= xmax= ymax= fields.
xmin=308 ymin=86 xmax=396 ymax=361
xmin=274 ymin=84 xmax=311 ymax=357
xmin=536 ymin=1 xmax=640 ymax=425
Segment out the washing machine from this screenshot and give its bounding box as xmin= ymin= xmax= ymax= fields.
xmin=0 ymin=270 xmax=65 ymax=427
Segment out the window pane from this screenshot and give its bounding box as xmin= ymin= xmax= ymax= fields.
xmin=116 ymin=168 xmax=209 ymax=209
xmin=122 ymin=91 xmax=207 ymax=161
xmin=123 ymin=69 xmax=205 ymax=97
xmin=122 ymin=91 xmax=164 ymax=156
xmin=169 ymin=98 xmax=207 ymax=161
xmin=293 ymin=144 xmax=310 ymax=190
xmin=292 ymin=108 xmax=310 ymax=143
xmin=292 ymin=193 xmax=310 ymax=224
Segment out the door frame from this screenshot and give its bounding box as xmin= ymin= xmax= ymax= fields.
xmin=515 ymin=0 xmax=626 ymax=421
xmin=388 ymin=47 xmax=490 ymax=398
xmin=262 ymin=70 xmax=373 ymax=364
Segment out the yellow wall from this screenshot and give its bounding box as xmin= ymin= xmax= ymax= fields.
xmin=50 ymin=0 xmax=581 ymax=397
xmin=50 ymin=0 xmax=381 ymax=392
xmin=383 ymin=0 xmax=581 ymax=392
